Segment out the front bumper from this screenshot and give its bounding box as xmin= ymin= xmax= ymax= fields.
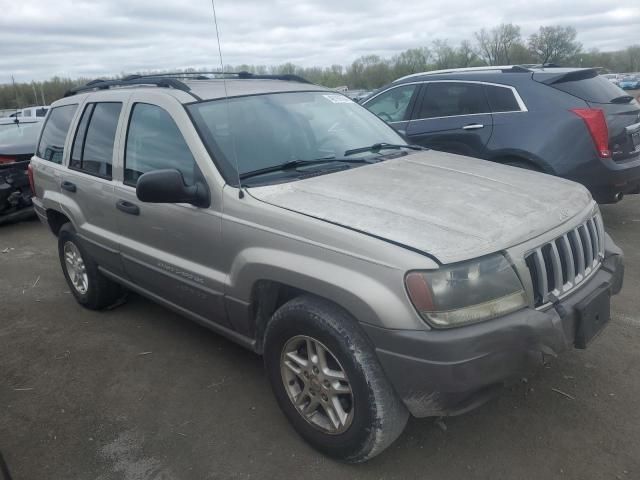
xmin=364 ymin=245 xmax=624 ymax=418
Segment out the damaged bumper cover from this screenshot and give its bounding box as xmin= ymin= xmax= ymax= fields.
xmin=363 ymin=240 xmax=624 ymax=418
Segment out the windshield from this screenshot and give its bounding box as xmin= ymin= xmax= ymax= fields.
xmin=0 ymin=122 xmax=42 ymax=144
xmin=188 ymin=91 xmax=406 ymax=185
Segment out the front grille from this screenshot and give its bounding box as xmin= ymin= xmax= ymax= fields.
xmin=525 ymin=213 xmax=604 ymax=307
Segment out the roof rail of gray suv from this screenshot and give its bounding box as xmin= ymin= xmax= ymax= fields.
xmin=392 ymin=64 xmax=569 ymax=83
xmin=64 ymin=71 xmax=310 ymax=97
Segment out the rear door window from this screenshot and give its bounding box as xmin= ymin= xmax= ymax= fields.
xmin=416 ymin=82 xmax=490 ymax=119
xmin=36 ymin=104 xmax=78 ymax=164
xmin=484 ymin=85 xmax=522 ymax=112
xmin=70 ymin=102 xmax=122 ymax=179
xmin=365 ymin=84 xmax=418 ymax=122
xmin=124 ymin=103 xmax=196 ymax=186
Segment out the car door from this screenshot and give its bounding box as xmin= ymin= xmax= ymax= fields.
xmin=112 ymin=91 xmax=229 ymax=328
xmin=363 ymin=83 xmax=421 ymax=137
xmin=405 ymin=81 xmax=493 ymax=158
xmin=59 ymin=94 xmax=127 ymax=276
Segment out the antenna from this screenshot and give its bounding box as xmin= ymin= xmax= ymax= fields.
xmin=210 ymin=0 xmax=244 ymax=198
xmin=10 ymin=75 xmax=20 ymax=125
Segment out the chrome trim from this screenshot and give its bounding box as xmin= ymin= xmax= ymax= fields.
xmin=393 ymin=65 xmax=526 ymax=82
xmin=524 ymin=211 xmax=605 ymax=309
xmin=363 ymin=80 xmax=528 ymax=123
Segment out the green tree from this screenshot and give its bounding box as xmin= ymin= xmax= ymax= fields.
xmin=528 ymin=26 xmax=582 ymax=64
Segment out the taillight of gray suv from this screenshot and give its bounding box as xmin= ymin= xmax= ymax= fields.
xmin=362 ymin=65 xmax=640 ymax=203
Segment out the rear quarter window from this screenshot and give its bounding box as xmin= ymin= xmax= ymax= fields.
xmin=484 ymin=85 xmax=522 ymax=112
xmin=36 ymin=104 xmax=78 ymax=164
xmin=551 ymin=76 xmax=628 ymax=104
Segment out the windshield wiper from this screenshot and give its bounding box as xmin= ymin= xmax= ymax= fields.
xmin=343 ymin=143 xmax=425 ymax=157
xmin=610 ymin=95 xmax=634 ymax=104
xmin=239 ymin=157 xmax=372 ymax=181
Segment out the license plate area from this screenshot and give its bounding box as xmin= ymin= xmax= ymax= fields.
xmin=632 ymin=131 xmax=640 ymax=150
xmin=574 ymin=284 xmax=611 ymax=349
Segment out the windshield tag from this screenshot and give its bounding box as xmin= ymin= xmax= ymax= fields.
xmin=323 ymin=94 xmax=353 ymax=104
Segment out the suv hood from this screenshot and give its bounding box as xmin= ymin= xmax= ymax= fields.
xmin=248 ymin=151 xmax=592 ymax=264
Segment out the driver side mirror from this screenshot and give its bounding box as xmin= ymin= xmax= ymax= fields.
xmin=136 ymin=169 xmax=210 ymax=208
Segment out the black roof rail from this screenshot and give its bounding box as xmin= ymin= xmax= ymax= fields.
xmin=63 ymin=70 xmax=312 ymax=97
xmin=64 ymin=77 xmax=191 ymax=97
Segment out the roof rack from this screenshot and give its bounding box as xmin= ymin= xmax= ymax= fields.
xmin=393 ymin=65 xmax=534 ymax=83
xmin=123 ymin=71 xmax=311 ymax=83
xmin=64 ymin=71 xmax=311 ymax=97
xmin=64 ymin=77 xmax=191 ymax=97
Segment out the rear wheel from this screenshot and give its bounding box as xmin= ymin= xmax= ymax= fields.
xmin=58 ymin=223 xmax=123 ymax=310
xmin=264 ymin=295 xmax=408 ymax=463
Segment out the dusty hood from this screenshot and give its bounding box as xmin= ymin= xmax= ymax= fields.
xmin=248 ymin=151 xmax=592 ymax=264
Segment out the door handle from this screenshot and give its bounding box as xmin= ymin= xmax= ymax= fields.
xmin=61 ymin=181 xmax=76 ymax=193
xmin=462 ymin=123 xmax=484 ymax=130
xmin=116 ymin=199 xmax=140 ymax=215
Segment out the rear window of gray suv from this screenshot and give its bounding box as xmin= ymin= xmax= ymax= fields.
xmin=552 ymin=75 xmax=630 ymax=104
xmin=36 ymin=104 xmax=78 ymax=164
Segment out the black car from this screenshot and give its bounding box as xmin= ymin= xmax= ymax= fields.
xmin=0 ymin=119 xmax=42 ymax=163
xmin=0 ymin=120 xmax=41 ymax=224
xmin=362 ymin=66 xmax=640 ymax=203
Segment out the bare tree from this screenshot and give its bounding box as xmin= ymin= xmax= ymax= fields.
xmin=528 ymin=26 xmax=581 ymax=64
xmin=474 ymin=23 xmax=523 ymax=65
xmin=431 ymin=39 xmax=457 ymax=69
xmin=456 ymin=40 xmax=480 ymax=67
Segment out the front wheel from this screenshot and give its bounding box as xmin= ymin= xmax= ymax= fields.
xmin=264 ymin=295 xmax=408 ymax=463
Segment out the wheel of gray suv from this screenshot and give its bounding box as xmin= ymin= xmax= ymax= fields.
xmin=57 ymin=223 xmax=123 ymax=310
xmin=264 ymin=295 xmax=408 ymax=463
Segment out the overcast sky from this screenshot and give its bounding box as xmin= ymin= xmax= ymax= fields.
xmin=1 ymin=0 xmax=639 ymax=82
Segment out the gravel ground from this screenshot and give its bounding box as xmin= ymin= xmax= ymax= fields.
xmin=1 ymin=196 xmax=640 ymax=480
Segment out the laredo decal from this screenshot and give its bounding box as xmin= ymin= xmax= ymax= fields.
xmin=157 ymin=262 xmax=205 ymax=284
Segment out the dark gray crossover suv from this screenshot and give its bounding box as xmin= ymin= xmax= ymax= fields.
xmin=362 ymin=66 xmax=640 ymax=203
xmin=32 ymin=72 xmax=623 ymax=462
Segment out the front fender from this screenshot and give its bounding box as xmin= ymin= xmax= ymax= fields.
xmin=226 ymin=246 xmax=428 ymax=332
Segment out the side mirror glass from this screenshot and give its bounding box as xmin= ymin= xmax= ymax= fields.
xmin=136 ymin=169 xmax=210 ymax=208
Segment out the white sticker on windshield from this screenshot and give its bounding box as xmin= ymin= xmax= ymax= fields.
xmin=323 ymin=94 xmax=353 ymax=104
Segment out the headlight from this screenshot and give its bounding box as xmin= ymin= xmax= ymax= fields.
xmin=405 ymin=253 xmax=527 ymax=328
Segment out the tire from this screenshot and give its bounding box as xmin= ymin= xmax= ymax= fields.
xmin=57 ymin=223 xmax=123 ymax=310
xmin=264 ymin=295 xmax=408 ymax=463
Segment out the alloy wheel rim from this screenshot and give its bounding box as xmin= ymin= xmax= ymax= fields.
xmin=63 ymin=241 xmax=89 ymax=295
xmin=280 ymin=335 xmax=354 ymax=435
